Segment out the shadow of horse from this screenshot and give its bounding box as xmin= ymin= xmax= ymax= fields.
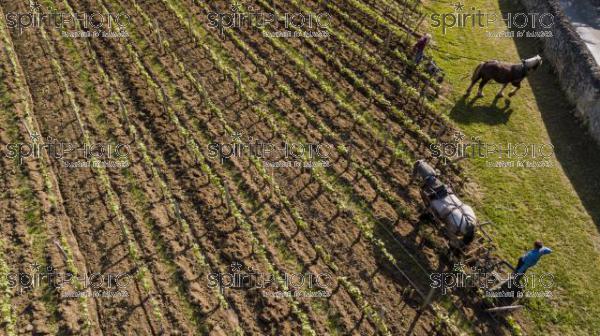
xmin=449 ymin=95 xmax=514 ymax=125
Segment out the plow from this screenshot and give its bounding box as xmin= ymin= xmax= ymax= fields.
xmin=412 ymin=159 xmax=523 ymax=316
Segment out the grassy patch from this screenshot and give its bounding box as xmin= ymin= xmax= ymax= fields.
xmin=424 ymin=0 xmax=600 ymax=334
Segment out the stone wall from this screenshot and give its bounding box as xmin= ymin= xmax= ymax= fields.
xmin=520 ymin=0 xmax=600 ymax=144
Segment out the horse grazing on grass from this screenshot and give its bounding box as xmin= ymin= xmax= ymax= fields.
xmin=465 ymin=55 xmax=542 ymax=99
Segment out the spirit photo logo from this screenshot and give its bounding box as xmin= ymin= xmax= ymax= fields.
xmin=3 ymin=131 xmax=130 ymax=168
xmin=207 ymin=262 xmax=332 ymax=298
xmin=5 ymin=1 xmax=130 ymax=37
xmin=7 ymin=263 xmax=131 ymax=295
xmin=207 ymin=131 xmax=332 ymax=168
xmin=429 ymin=131 xmax=555 ymax=168
xmin=207 ymin=2 xmax=331 ymax=37
xmin=430 ymin=2 xmax=554 ymax=36
xmin=430 ymin=263 xmax=555 ymax=296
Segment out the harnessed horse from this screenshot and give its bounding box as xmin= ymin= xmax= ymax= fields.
xmin=413 ymin=160 xmax=476 ymax=246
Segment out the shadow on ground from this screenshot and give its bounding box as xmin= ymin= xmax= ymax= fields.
xmin=371 ymin=216 xmax=512 ymax=335
xmin=496 ymin=0 xmax=600 ymax=231
xmin=449 ymin=94 xmax=514 ymax=125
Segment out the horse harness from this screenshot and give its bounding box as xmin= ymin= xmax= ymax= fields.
xmin=423 ymin=179 xmax=473 ymax=234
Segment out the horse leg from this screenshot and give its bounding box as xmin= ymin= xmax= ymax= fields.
xmin=477 ymin=78 xmax=490 ymax=98
xmin=508 ymin=82 xmax=521 ymax=97
xmin=466 ymin=63 xmax=485 ymax=96
xmin=465 ymin=78 xmax=479 ymax=96
xmin=496 ymin=83 xmax=508 ymax=98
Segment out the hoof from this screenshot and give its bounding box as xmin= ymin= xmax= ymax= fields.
xmin=496 ymin=93 xmax=504 ymax=98
xmin=508 ymin=92 xmax=516 ymax=97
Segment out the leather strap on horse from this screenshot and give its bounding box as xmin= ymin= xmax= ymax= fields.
xmin=437 ymin=192 xmax=474 ymax=234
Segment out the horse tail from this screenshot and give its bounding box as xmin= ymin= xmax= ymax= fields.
xmin=471 ymin=62 xmax=485 ymax=82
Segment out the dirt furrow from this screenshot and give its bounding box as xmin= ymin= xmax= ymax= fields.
xmin=0 ymin=3 xmax=109 ymax=332
xmin=54 ymin=0 xmax=253 ymax=330
xmin=0 ymin=64 xmax=54 ymax=334
xmin=29 ymin=0 xmax=233 ymax=332
xmin=0 ymin=0 xmax=174 ymax=333
xmin=67 ymin=0 xmax=328 ymax=334
xmin=98 ymin=0 xmax=398 ymax=332
xmin=122 ymin=0 xmax=448 ymax=334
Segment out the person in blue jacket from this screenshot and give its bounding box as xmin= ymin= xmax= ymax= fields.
xmin=515 ymin=240 xmax=552 ymax=275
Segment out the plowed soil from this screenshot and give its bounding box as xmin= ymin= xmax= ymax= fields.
xmin=0 ymin=0 xmax=512 ymax=335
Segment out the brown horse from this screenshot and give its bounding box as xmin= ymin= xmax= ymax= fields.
xmin=465 ymin=55 xmax=542 ymax=98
